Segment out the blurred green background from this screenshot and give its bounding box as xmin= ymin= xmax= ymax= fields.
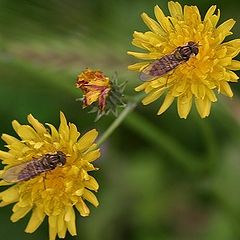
xmin=0 ymin=0 xmax=240 ymax=239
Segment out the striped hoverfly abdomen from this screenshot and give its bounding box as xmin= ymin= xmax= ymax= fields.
xmin=140 ymin=41 xmax=199 ymax=81
xmin=1 ymin=151 xmax=66 ymax=183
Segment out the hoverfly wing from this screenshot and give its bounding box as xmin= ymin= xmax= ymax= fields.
xmin=139 ymin=57 xmax=180 ymax=82
xmin=1 ymin=162 xmax=29 ymax=183
xmin=139 ymin=71 xmax=156 ymax=81
xmin=139 ymin=60 xmax=165 ymax=82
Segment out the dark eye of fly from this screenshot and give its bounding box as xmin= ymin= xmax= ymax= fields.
xmin=192 ymin=46 xmax=199 ymax=56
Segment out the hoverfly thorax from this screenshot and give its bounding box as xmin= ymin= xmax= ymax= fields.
xmin=178 ymin=41 xmax=199 ymax=60
xmin=50 ymin=151 xmax=66 ymax=167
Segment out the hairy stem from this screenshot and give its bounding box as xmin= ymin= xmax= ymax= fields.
xmin=96 ymin=101 xmax=137 ymax=147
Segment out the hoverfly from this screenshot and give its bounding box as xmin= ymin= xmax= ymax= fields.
xmin=140 ymin=41 xmax=199 ymax=81
xmin=1 ymin=151 xmax=66 ymax=183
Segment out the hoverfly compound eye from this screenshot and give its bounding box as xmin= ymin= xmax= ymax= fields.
xmin=193 ymin=47 xmax=199 ymax=56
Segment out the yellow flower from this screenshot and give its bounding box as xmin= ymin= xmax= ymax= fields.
xmin=128 ymin=2 xmax=240 ymax=118
xmin=76 ymin=68 xmax=111 ymax=111
xmin=0 ymin=112 xmax=100 ymax=240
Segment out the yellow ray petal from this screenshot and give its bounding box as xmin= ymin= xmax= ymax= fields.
xmin=15 ymin=125 xmax=40 ymax=141
xmin=154 ymin=5 xmax=173 ymax=32
xmin=25 ymin=208 xmax=45 ymax=233
xmin=177 ymin=93 xmax=193 ymax=119
xmin=11 ymin=205 xmax=32 ymax=222
xmin=168 ymin=1 xmax=183 ymax=20
xmin=75 ymin=198 xmax=90 ymax=217
xmin=157 ymin=93 xmax=175 ymax=115
xmin=64 ymin=206 xmax=76 ymax=236
xmin=0 ymin=186 xmax=19 ymax=203
xmin=83 ymin=149 xmax=101 ymax=163
xmin=84 ymin=176 xmax=99 ymax=191
xmin=49 ymin=215 xmax=58 ymax=240
xmin=27 ymin=114 xmax=47 ymax=135
xmin=141 ymin=12 xmax=166 ymax=35
xmin=127 ymin=51 xmax=161 ymax=60
xmin=12 ymin=120 xmax=21 ymax=133
xmin=77 ymin=129 xmax=98 ymax=152
xmin=135 ymin=82 xmax=149 ymax=92
xmin=0 ymin=150 xmax=15 ymax=161
xmin=83 ymin=189 xmax=99 ymax=207
xmin=69 ymin=123 xmax=80 ymax=144
xmin=142 ymin=88 xmax=164 ymax=105
xmin=217 ymin=19 xmax=235 ymax=35
xmin=206 ymin=89 xmax=217 ymax=102
xmin=204 ymin=5 xmax=217 ymax=21
xmin=59 ymin=112 xmax=69 ymax=142
xmin=128 ymin=62 xmax=149 ymax=71
xmin=195 ymin=97 xmax=212 ymax=118
xmin=57 ymin=213 xmax=67 ymax=238
xmin=45 ymin=123 xmax=59 ymax=141
xmin=219 ymin=81 xmax=233 ymax=97
xmin=227 ymin=60 xmax=240 ymax=70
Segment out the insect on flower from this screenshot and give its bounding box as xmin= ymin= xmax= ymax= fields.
xmin=1 ymin=151 xmax=66 ymax=183
xmin=140 ymin=41 xmax=199 ymax=81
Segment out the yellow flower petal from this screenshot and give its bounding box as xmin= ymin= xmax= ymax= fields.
xmin=77 ymin=129 xmax=98 ymax=152
xmin=15 ymin=125 xmax=40 ymax=141
xmin=177 ymin=93 xmax=193 ymax=119
xmin=11 ymin=205 xmax=32 ymax=222
xmin=27 ymin=114 xmax=47 ymax=135
xmin=127 ymin=62 xmax=149 ymax=71
xmin=219 ymin=81 xmax=233 ymax=97
xmin=154 ymin=5 xmax=173 ymax=32
xmin=12 ymin=120 xmax=21 ymax=133
xmin=49 ymin=215 xmax=58 ymax=240
xmin=76 ymin=198 xmax=90 ymax=217
xmin=69 ymin=123 xmax=80 ymax=144
xmin=206 ymin=89 xmax=217 ymax=102
xmin=226 ymin=71 xmax=239 ymax=82
xmin=195 ymin=97 xmax=211 ymax=118
xmin=25 ymin=208 xmax=45 ymax=233
xmin=217 ymin=19 xmax=235 ymax=35
xmin=0 ymin=186 xmax=19 ymax=203
xmin=59 ymin=112 xmax=69 ymax=142
xmin=142 ymin=88 xmax=164 ymax=105
xmin=57 ymin=213 xmax=67 ymax=238
xmin=83 ymin=189 xmax=99 ymax=207
xmin=157 ymin=93 xmax=175 ymax=115
xmin=168 ymin=1 xmax=183 ymax=20
xmin=84 ymin=176 xmax=99 ymax=191
xmin=227 ymin=60 xmax=240 ymax=70
xmin=135 ymin=82 xmax=149 ymax=92
xmin=127 ymin=51 xmax=161 ymax=60
xmin=0 ymin=150 xmax=15 ymax=160
xmin=141 ymin=12 xmax=166 ymax=35
xmin=204 ymin=5 xmax=217 ymax=21
xmin=45 ymin=123 xmax=59 ymax=141
xmin=83 ymin=149 xmax=101 ymax=163
xmin=64 ymin=206 xmax=77 ymax=236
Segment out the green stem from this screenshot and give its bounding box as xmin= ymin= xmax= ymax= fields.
xmin=195 ymin=117 xmax=218 ymax=170
xmin=96 ymin=101 xmax=138 ymax=147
